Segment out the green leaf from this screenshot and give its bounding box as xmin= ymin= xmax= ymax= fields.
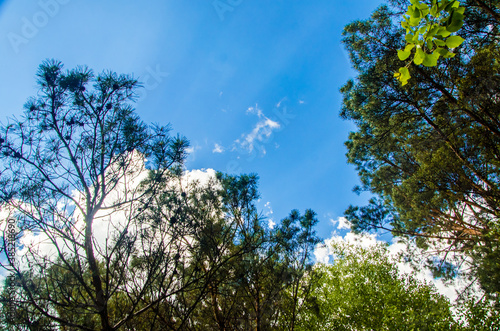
xmin=414 ymin=47 xmax=425 ymax=65
xmin=446 ymin=12 xmax=464 ymax=32
xmin=423 ymin=52 xmax=439 ymax=66
xmin=430 ymin=3 xmax=438 ymax=17
xmin=426 ymin=38 xmax=435 ymax=50
xmin=446 ymin=19 xmax=464 ymax=32
xmin=398 ymin=49 xmax=412 ymax=61
xmin=434 ymin=39 xmax=446 ymax=46
xmin=438 ymin=0 xmax=451 ymax=12
xmin=416 ymin=3 xmax=429 ymax=11
xmin=398 ymin=67 xmax=411 ymax=85
xmin=445 ymin=35 xmax=464 ymax=48
xmin=405 ymin=33 xmax=415 ymax=43
xmin=412 ymin=7 xmax=421 ymax=19
xmin=405 ymin=43 xmax=416 ymax=52
xmin=436 ymin=27 xmax=451 ymax=37
xmin=409 ymin=16 xmax=422 ymax=26
xmin=428 ymin=25 xmax=440 ymax=37
xmin=436 ymin=47 xmax=456 ymax=58
xmin=444 ymin=0 xmax=456 ymax=12
xmin=446 ymin=14 xmax=464 ymax=32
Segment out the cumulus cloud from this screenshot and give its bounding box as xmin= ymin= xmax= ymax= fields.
xmin=333 ymin=217 xmax=352 ymax=230
xmin=0 ymin=155 xmax=219 ymax=286
xmin=180 ymin=168 xmax=218 ymax=188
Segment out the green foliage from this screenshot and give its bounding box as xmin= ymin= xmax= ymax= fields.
xmin=0 ymin=72 xmax=320 ymax=330
xmin=456 ymin=296 xmax=500 ymax=330
xmin=341 ymin=0 xmax=500 ymax=294
xmin=183 ymin=173 xmax=321 ymax=330
xmin=1 ymin=61 xmax=293 ymax=330
xmin=396 ymin=0 xmax=466 ymax=85
xmin=296 ymin=242 xmax=458 ymax=330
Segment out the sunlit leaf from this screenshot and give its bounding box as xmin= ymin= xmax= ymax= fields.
xmin=414 ymin=48 xmax=425 ymax=65
xmin=423 ymin=52 xmax=439 ymax=66
xmin=436 ymin=47 xmax=456 ymax=58
xmin=436 ymin=27 xmax=451 ymax=37
xmin=398 ymin=67 xmax=411 ymax=85
xmin=398 ymin=49 xmax=412 ymax=61
xmin=434 ymin=39 xmax=446 ymax=46
xmin=446 ymin=35 xmax=464 ymax=48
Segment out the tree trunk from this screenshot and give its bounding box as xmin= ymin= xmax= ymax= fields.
xmin=85 ymin=212 xmax=112 ymax=331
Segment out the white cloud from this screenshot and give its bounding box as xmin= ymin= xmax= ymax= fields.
xmin=180 ymin=168 xmax=218 ymax=188
xmin=212 ymin=143 xmax=224 ymax=154
xmin=233 ymin=104 xmax=283 ymax=155
xmin=276 ymin=97 xmax=287 ymax=108
xmin=336 ymin=217 xmax=352 ymax=230
xmin=246 ymin=105 xmax=263 ymax=117
xmin=268 ymin=219 xmax=276 ymax=229
xmin=0 ymin=155 xmax=220 ymax=288
xmin=185 ymin=143 xmax=202 ymax=162
xmin=264 ymin=201 xmax=275 ymax=229
xmin=232 ymin=105 xmax=281 ymax=155
xmin=330 ymin=216 xmax=352 ymax=230
xmin=234 ymin=117 xmax=280 ymax=154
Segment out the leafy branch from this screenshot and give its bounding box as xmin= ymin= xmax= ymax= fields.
xmin=395 ymin=0 xmax=466 ymax=85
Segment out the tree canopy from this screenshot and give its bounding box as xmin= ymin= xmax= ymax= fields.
xmin=296 ymin=241 xmax=458 ymax=330
xmin=341 ymin=0 xmax=500 ymax=295
xmin=0 ymin=61 xmax=320 ymax=330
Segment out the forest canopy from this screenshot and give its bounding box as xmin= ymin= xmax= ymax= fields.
xmin=2 ymin=0 xmax=500 ymax=329
xmin=341 ymin=0 xmax=500 ymax=296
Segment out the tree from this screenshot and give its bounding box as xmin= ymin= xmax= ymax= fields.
xmin=296 ymin=241 xmax=458 ymax=330
xmin=272 ymin=209 xmax=320 ymax=331
xmin=0 ymin=60 xmax=265 ymax=330
xmin=0 ymin=61 xmax=321 ymax=330
xmin=0 ymin=59 xmax=193 ymax=330
xmin=456 ymin=295 xmax=500 ymax=330
xmin=340 ymin=0 xmax=500 ymax=294
xmin=180 ymin=173 xmax=320 ymax=331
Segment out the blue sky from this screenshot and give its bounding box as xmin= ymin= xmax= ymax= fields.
xmin=0 ymin=0 xmax=385 ymax=239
